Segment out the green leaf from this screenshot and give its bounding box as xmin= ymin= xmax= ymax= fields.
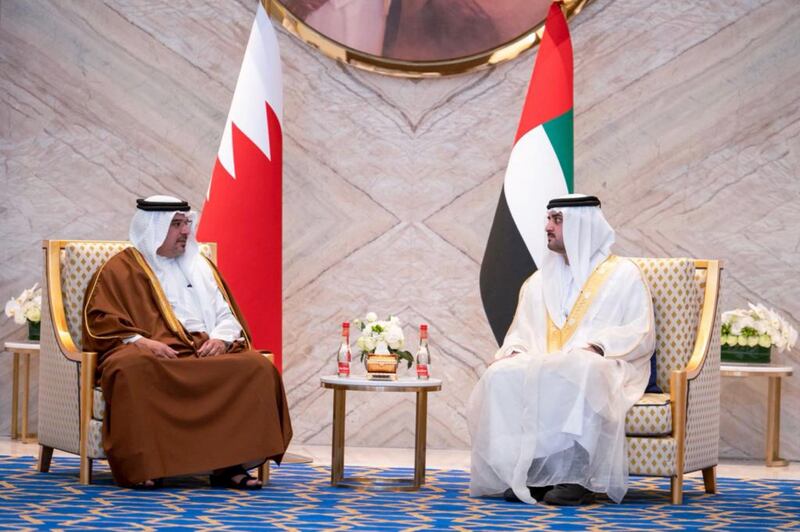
xmin=741 ymin=326 xmax=759 ymax=337
xmin=394 ymin=350 xmax=414 ymax=369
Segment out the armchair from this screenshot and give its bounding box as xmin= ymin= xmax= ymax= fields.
xmin=624 ymin=258 xmax=722 ymax=504
xmin=37 ymin=240 xmax=271 ymax=485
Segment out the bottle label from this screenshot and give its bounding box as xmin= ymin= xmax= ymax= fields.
xmin=417 ymin=364 xmax=429 ymax=378
xmin=338 ymin=361 xmax=350 ymax=376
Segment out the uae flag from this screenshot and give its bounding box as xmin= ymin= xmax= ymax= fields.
xmin=197 ymin=3 xmax=284 ymax=369
xmin=480 ymin=2 xmax=574 ymax=345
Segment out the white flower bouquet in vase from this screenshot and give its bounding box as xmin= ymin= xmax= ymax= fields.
xmin=4 ymin=283 xmax=43 ymax=341
xmin=353 ymin=312 xmax=414 ymax=380
xmin=720 ymin=303 xmax=797 ymax=364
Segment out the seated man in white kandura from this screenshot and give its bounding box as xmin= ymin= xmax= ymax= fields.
xmin=468 ymin=194 xmax=655 ymax=506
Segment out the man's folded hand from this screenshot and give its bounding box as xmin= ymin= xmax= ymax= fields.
xmin=586 ymin=343 xmax=604 ymax=356
xmin=197 ymin=338 xmax=227 ymax=358
xmin=135 ymin=337 xmax=179 ymax=359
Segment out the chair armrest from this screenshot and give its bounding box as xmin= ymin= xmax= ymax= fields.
xmin=686 ymin=260 xmax=722 ymax=381
xmin=257 ymin=350 xmax=274 ymax=363
xmin=43 ymin=241 xmax=83 ymax=362
xmin=672 ymin=260 xmax=723 ymax=474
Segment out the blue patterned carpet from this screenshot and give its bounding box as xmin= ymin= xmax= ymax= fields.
xmin=1 ymin=456 xmax=799 ymax=530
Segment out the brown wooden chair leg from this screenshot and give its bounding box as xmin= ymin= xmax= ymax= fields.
xmin=670 ymin=473 xmax=684 ymax=504
xmin=80 ymin=455 xmax=93 ymax=485
xmin=79 ymin=352 xmax=97 ymax=485
xmin=37 ymin=445 xmax=54 ymax=472
xmin=702 ymin=466 xmax=717 ymax=494
xmin=258 ymin=461 xmax=270 ymax=484
xmin=670 ymin=370 xmax=687 ymax=505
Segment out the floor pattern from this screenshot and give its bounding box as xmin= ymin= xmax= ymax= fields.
xmin=1 ymin=456 xmax=799 ymax=530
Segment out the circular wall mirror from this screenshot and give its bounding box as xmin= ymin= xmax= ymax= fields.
xmin=266 ymin=0 xmax=593 ymax=78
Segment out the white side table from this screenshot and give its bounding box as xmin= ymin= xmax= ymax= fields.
xmin=4 ymin=341 xmax=40 ymax=442
xmin=320 ymin=375 xmax=442 ymax=490
xmin=721 ymin=363 xmax=793 ymax=467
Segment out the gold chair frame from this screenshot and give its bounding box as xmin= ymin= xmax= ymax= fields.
xmin=653 ymin=259 xmax=721 ymax=504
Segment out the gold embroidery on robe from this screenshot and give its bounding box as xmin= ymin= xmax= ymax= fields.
xmin=547 ymin=255 xmax=621 ymax=352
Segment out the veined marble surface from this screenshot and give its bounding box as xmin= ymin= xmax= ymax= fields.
xmin=1 ymin=0 xmax=798 ymax=460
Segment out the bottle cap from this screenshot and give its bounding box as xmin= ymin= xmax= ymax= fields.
xmin=420 ymin=324 xmax=428 ymax=330
xmin=342 ymin=322 xmax=350 ymax=328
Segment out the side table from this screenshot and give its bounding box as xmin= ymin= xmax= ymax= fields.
xmin=721 ymin=363 xmax=793 ymax=467
xmin=4 ymin=341 xmax=40 ymax=442
xmin=320 ymin=375 xmax=442 ymax=491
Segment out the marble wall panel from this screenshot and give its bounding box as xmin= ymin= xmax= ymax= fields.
xmin=1 ymin=0 xmax=797 ymax=460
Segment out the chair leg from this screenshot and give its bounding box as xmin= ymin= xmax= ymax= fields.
xmin=670 ymin=473 xmax=684 ymax=504
xmin=37 ymin=445 xmax=53 ymax=472
xmin=80 ymin=455 xmax=93 ymax=485
xmin=258 ymin=461 xmax=270 ymax=485
xmin=702 ymin=466 xmax=717 ymax=494
xmin=79 ymin=352 xmax=97 ymax=485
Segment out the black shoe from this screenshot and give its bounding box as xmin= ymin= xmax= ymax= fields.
xmin=503 ymin=485 xmax=554 ymax=503
xmin=530 ymin=485 xmax=554 ymax=501
xmin=542 ymin=484 xmax=595 ymax=506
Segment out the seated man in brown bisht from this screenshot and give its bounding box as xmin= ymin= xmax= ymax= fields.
xmin=82 ymin=195 xmax=292 ymax=489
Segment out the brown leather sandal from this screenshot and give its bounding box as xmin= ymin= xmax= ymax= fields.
xmin=132 ymin=478 xmax=163 ymax=490
xmin=209 ymin=465 xmax=262 ymax=490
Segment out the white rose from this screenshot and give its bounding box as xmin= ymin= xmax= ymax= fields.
xmin=19 ymin=289 xmax=32 ymax=304
xmin=385 ymin=326 xmax=404 ymax=350
xmin=365 ymin=312 xmax=378 ymax=323
xmin=8 ymin=302 xmax=25 ymax=325
xmin=24 ymin=306 xmax=41 ymax=323
xmin=363 ymin=336 xmax=377 ymax=352
xmin=787 ymin=325 xmax=798 ymax=350
xmin=4 ymin=298 xmax=18 ymax=319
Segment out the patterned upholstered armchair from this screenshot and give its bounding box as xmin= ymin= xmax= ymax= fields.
xmin=37 ymin=240 xmax=270 ymax=484
xmin=624 ymin=258 xmax=722 ymax=504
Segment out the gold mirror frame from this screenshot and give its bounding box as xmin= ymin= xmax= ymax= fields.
xmin=265 ymin=0 xmax=594 ymax=78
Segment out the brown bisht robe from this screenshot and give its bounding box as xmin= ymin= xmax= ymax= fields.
xmin=82 ymin=247 xmax=292 ymax=486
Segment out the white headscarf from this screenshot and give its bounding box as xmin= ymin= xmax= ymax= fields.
xmin=128 ymin=195 xmax=220 ymax=334
xmin=129 ymin=195 xmax=200 ymax=280
xmin=541 ymin=194 xmax=615 ymax=327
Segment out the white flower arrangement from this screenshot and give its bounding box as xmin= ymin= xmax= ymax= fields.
xmin=353 ymin=312 xmax=414 ymax=368
xmin=4 ymin=283 xmax=43 ymax=325
xmin=721 ymin=303 xmax=797 ymax=352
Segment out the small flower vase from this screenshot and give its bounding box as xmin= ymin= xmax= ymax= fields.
xmin=365 ymin=342 xmax=398 ymax=380
xmin=27 ymin=319 xmax=40 ymax=341
xmin=720 ymin=344 xmax=771 ymax=364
